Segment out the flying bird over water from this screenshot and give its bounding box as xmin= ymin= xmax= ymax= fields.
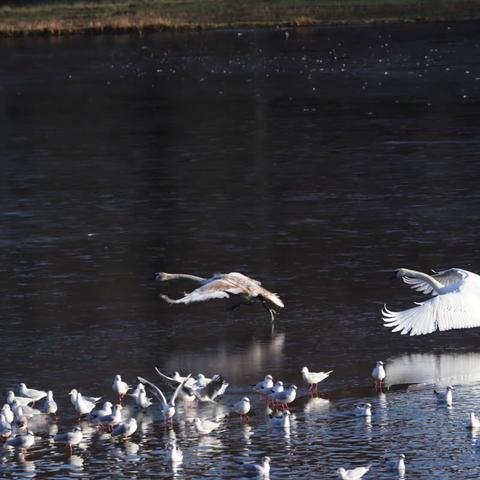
xmin=155 ymin=271 xmax=284 ymax=321
xmin=383 ymin=268 xmax=480 ymax=335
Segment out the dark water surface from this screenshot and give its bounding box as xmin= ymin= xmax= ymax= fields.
xmin=1 ymin=21 xmax=480 ymax=478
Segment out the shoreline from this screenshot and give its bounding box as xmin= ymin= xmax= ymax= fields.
xmin=0 ymin=1 xmax=480 ymax=39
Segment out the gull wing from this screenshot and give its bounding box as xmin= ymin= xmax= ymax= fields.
xmin=170 ymin=374 xmax=192 ymax=406
xmin=162 ymin=278 xmax=243 ymax=304
xmin=402 ymin=268 xmax=467 ymax=296
xmin=383 ymin=284 xmax=480 ymax=335
xmin=137 ymin=376 xmax=167 ymax=408
xmin=346 ymin=466 xmax=370 ymax=478
xmin=154 ymin=368 xmax=181 ymax=389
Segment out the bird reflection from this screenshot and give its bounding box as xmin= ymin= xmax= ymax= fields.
xmin=304 ymin=397 xmax=330 ymax=414
xmin=164 ymin=332 xmax=285 ymax=384
xmin=15 ymin=452 xmax=35 ymax=473
xmin=386 ymin=352 xmax=480 ymax=388
xmin=66 ymin=454 xmax=84 ymax=469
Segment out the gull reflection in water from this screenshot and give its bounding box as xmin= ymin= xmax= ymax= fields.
xmin=386 ymin=352 xmax=480 ymax=388
xmin=164 ymin=332 xmax=285 ymax=384
xmin=66 ymin=454 xmax=84 ymax=470
xmin=304 ymin=397 xmax=330 ymax=414
xmin=15 ymin=452 xmax=35 ymax=474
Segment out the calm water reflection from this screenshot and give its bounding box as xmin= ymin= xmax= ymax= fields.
xmin=1 ymin=20 xmax=480 ymax=478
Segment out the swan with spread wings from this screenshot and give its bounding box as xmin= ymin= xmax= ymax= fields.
xmin=155 ymin=271 xmax=284 ymax=321
xmin=383 ymin=268 xmax=480 ymax=336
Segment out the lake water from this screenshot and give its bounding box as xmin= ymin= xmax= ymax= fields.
xmin=1 ymin=20 xmax=480 ymax=478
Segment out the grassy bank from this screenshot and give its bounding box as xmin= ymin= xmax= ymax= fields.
xmin=0 ymin=0 xmax=479 ymax=37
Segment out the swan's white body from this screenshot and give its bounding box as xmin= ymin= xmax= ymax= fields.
xmin=383 ymin=268 xmax=480 ymax=335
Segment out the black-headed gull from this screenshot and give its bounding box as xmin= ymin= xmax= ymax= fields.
xmin=434 ymin=385 xmax=454 ymax=406
xmin=112 ymin=375 xmax=131 ymax=403
xmin=0 ymin=413 xmax=12 ymax=438
xmin=90 ymin=401 xmax=113 ymax=422
xmin=54 ymin=426 xmax=83 ymax=454
xmin=72 ymin=392 xmax=96 ymax=418
xmin=1 ymin=404 xmax=14 ymax=424
xmin=98 ymin=404 xmax=123 ymax=431
xmin=137 ymin=374 xmax=191 ymax=425
xmin=337 ymin=465 xmax=371 ymax=479
xmin=6 ymin=391 xmax=32 ymax=407
xmin=18 ymin=383 xmax=47 ymax=404
xmin=383 ymin=267 xmax=480 ymax=335
xmin=155 ymin=271 xmax=284 ymax=321
xmin=372 ymin=361 xmax=386 ymax=391
xmin=267 ymin=381 xmax=284 ymax=406
xmin=130 ymin=384 xmax=153 ymax=409
xmin=273 ymin=385 xmax=297 ymax=409
xmin=242 ymin=456 xmax=270 ymax=476
xmin=301 ymin=367 xmax=333 ymax=394
xmin=112 ymin=417 xmax=137 ymax=440
xmin=40 ymin=391 xmax=58 ymax=416
xmin=233 ymin=397 xmax=251 ymax=422
xmin=11 ymin=400 xmax=40 ymax=419
xmin=194 ymin=417 xmax=220 ymax=435
xmin=253 ymin=375 xmax=274 ymax=395
xmin=6 ymin=430 xmax=35 ymax=451
xmin=68 ymin=389 xmax=101 ymax=406
xmin=354 ymin=403 xmax=372 ymax=417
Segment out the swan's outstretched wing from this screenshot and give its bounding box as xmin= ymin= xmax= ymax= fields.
xmin=161 ymin=278 xmax=243 ymax=304
xmin=402 ymin=268 xmax=467 ymax=296
xmin=383 ymin=287 xmax=480 ymax=335
xmin=137 ymin=377 xmax=167 ymax=408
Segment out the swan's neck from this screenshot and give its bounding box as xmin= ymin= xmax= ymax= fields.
xmin=402 ymin=269 xmax=446 ymax=293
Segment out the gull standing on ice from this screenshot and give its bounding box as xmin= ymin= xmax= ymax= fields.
xmin=72 ymin=392 xmax=96 ymax=418
xmin=301 ymin=367 xmax=333 ymax=394
xmin=112 ymin=375 xmax=131 ymax=403
xmin=354 ymin=403 xmax=372 ymax=417
xmin=194 ymin=417 xmax=220 ymax=435
xmin=383 ymin=268 xmax=480 ymax=335
xmin=137 ymin=374 xmax=191 ymax=425
xmin=386 ymin=454 xmax=406 ymax=473
xmin=372 ymin=361 xmax=386 ymax=390
xmin=337 ymin=465 xmax=371 ymax=480
xmin=98 ymin=404 xmax=123 ymax=431
xmin=267 ymin=381 xmax=284 ymax=406
xmin=112 ymin=417 xmax=137 ymax=440
xmin=18 ymin=383 xmax=47 ymax=405
xmin=242 ymin=456 xmax=270 ymax=476
xmin=68 ymin=389 xmax=101 ymax=406
xmin=434 ymin=385 xmax=454 ymax=406
xmin=273 ymin=385 xmax=297 ymax=409
xmin=253 ymin=375 xmax=274 ymax=395
xmin=155 ymin=271 xmax=284 ymax=321
xmin=40 ymin=391 xmax=58 ymax=416
xmin=233 ymin=397 xmax=251 ymax=422
xmin=90 ymin=402 xmax=113 ymax=422
xmin=6 ymin=430 xmax=35 ymax=451
xmin=54 ymin=426 xmax=83 ymax=454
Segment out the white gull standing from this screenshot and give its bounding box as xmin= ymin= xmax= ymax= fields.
xmin=371 ymin=361 xmax=386 ymax=391
xmin=18 ymin=383 xmax=47 ymax=405
xmin=233 ymin=397 xmax=251 ymax=422
xmin=6 ymin=430 xmax=35 ymax=451
xmin=242 ymin=456 xmax=271 ymax=476
xmin=386 ymin=453 xmax=406 ymax=473
xmin=434 ymin=385 xmax=454 ymax=406
xmin=54 ymin=426 xmax=83 ymax=454
xmin=112 ymin=375 xmax=131 ymax=403
xmin=112 ymin=417 xmax=137 ymax=440
xmin=301 ymin=367 xmax=333 ymax=394
xmin=354 ymin=403 xmax=372 ymax=417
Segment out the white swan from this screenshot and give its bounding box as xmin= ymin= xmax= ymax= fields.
xmin=383 ymin=268 xmax=480 ymax=335
xmin=155 ymin=271 xmax=284 ymax=321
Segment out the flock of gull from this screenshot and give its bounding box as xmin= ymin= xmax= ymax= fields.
xmin=4 ymin=266 xmax=480 ymax=477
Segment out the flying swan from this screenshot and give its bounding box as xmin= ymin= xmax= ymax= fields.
xmin=154 ymin=271 xmax=284 ymax=321
xmin=383 ymin=268 xmax=480 ymax=336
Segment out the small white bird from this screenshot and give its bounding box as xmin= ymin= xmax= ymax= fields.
xmin=468 ymin=412 xmax=480 ymax=429
xmin=98 ymin=404 xmax=123 ymax=430
xmin=40 ymin=391 xmax=58 ymax=416
xmin=233 ymin=397 xmax=251 ymax=422
xmin=130 ymin=384 xmax=152 ymax=409
xmin=337 ymin=465 xmax=371 ymax=480
xmin=11 ymin=400 xmax=40 ymax=419
xmin=166 ymin=443 xmax=183 ymax=463
xmin=269 ymin=410 xmax=290 ymax=429
xmin=386 ymin=453 xmax=406 ymax=472
xmin=112 ymin=417 xmax=137 ymax=440
xmin=1 ymin=404 xmax=14 ymax=424
xmin=434 ymin=385 xmax=454 ymax=406
xmin=372 ymin=361 xmax=386 ymax=390
xmin=112 ymin=375 xmax=131 ymax=402
xmin=194 ymin=417 xmax=220 ymax=435
xmin=267 ymin=381 xmax=284 ymax=406
xmin=0 ymin=414 xmax=12 ymax=438
xmin=6 ymin=430 xmax=35 ymax=451
xmin=54 ymin=426 xmax=83 ymax=454
xmin=90 ymin=401 xmax=113 ymax=422
xmin=242 ymin=456 xmax=271 ymax=476
xmin=354 ymin=403 xmax=372 ymax=417
xmin=383 ymin=267 xmax=480 ymax=335
xmin=138 ymin=374 xmax=191 ymax=425
xmin=18 ymin=383 xmax=47 ymax=404
xmin=73 ymin=392 xmax=97 ymax=417
xmin=6 ymin=391 xmax=32 ymax=407
xmin=273 ymin=385 xmax=297 ymax=409
xmin=301 ymin=367 xmax=333 ymax=394
xmin=12 ymin=405 xmax=27 ymax=429
xmin=253 ymin=375 xmax=274 ymax=394
xmin=68 ymin=389 xmax=101 ymax=406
